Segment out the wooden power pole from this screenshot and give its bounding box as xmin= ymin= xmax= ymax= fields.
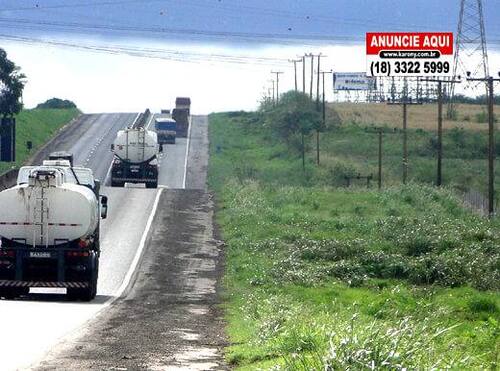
xmin=271 ymin=71 xmax=284 ymax=104
xmin=388 ymin=99 xmax=422 ymax=184
xmin=318 ymin=70 xmax=333 ymax=166
xmin=289 ymin=59 xmax=302 ymax=92
xmin=467 ymin=72 xmax=500 ymax=217
xmin=422 ymin=77 xmax=461 ymax=186
xmin=302 ymin=55 xmax=306 ymax=94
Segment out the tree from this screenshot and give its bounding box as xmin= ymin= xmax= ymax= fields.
xmin=37 ymin=98 xmax=77 ymax=109
xmin=265 ymin=91 xmax=321 ymax=171
xmin=0 ymin=48 xmax=26 ymax=117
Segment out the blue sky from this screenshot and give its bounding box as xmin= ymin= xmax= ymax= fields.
xmin=0 ymin=0 xmax=499 ymax=47
xmin=0 ymin=1 xmax=499 ymax=113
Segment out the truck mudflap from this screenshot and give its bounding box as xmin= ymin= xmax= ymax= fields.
xmin=0 ymin=280 xmax=88 ymax=288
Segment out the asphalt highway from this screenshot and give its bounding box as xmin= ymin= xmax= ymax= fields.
xmin=146 ymin=112 xmax=189 ymax=189
xmin=0 ymin=112 xmax=191 ymax=370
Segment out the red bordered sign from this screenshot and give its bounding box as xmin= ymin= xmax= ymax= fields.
xmin=366 ymin=32 xmax=454 ymax=77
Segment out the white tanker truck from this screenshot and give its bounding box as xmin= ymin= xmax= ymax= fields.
xmin=0 ymin=153 xmax=107 ymax=301
xmin=110 ymin=127 xmax=160 ymax=188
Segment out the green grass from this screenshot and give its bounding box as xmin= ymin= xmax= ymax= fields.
xmin=210 ymin=110 xmax=500 ymax=197
xmin=0 ymin=108 xmax=80 ymax=174
xmin=209 ymin=112 xmax=500 ymax=370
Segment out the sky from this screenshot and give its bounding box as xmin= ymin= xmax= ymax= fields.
xmin=0 ymin=0 xmax=499 ymax=114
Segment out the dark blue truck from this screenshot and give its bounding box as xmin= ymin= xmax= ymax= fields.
xmin=155 ymin=118 xmax=177 ymax=144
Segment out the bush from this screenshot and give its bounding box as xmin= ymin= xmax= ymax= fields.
xmin=36 ymin=98 xmax=77 ymax=109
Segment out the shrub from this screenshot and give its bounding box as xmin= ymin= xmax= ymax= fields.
xmin=36 ymin=98 xmax=77 ymax=109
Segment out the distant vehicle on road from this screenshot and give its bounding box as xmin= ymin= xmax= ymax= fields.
xmin=110 ymin=127 xmax=160 ymax=188
xmin=173 ymin=97 xmax=191 ymax=138
xmin=175 ymin=97 xmax=191 ymax=115
xmin=0 ymin=155 xmax=107 ymax=301
xmin=155 ymin=117 xmax=177 ymax=144
xmin=160 ymin=109 xmax=170 ymax=114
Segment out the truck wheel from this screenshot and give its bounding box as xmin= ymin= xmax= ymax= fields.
xmin=68 ymin=253 xmax=98 ymax=301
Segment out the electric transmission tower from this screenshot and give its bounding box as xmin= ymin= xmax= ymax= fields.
xmin=448 ymin=0 xmax=489 ymax=117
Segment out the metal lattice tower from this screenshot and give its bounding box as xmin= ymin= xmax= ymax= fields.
xmin=448 ymin=0 xmax=489 ymax=116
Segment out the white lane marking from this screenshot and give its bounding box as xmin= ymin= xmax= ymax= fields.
xmin=111 ymin=187 xmax=163 ymax=299
xmin=182 ymin=116 xmax=193 ymax=189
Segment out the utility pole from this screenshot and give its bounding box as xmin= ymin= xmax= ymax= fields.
xmin=271 ymin=71 xmax=284 ymax=104
xmin=467 ymin=72 xmax=500 ymax=217
xmin=378 ymin=129 xmax=382 ymax=189
xmin=316 ymin=53 xmax=322 ymax=108
xmin=388 ymin=99 xmax=422 ymax=184
xmin=269 ymin=79 xmax=275 ymax=106
xmin=368 ymin=127 xmax=397 ymax=189
xmin=289 ymin=59 xmax=301 ymax=92
xmin=422 ymin=77 xmax=461 ymax=186
xmin=309 ymin=53 xmax=314 ymax=99
xmin=302 ymin=55 xmax=306 ymax=94
xmin=318 ymin=70 xmax=333 ymax=166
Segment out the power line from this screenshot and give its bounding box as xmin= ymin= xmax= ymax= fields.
xmin=1 ymin=0 xmax=166 ymax=11
xmin=0 ymin=34 xmax=290 ymax=66
xmin=0 ymin=17 xmax=365 ymax=43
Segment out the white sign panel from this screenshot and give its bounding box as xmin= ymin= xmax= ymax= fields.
xmin=366 ymin=32 xmax=454 ymax=77
xmin=334 ymin=73 xmax=374 ymax=91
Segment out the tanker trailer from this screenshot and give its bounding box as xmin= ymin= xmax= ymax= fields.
xmin=110 ymin=127 xmax=160 ymax=188
xmin=0 ymin=165 xmax=108 ymax=301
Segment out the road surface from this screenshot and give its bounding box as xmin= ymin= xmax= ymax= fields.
xmin=0 ymin=112 xmax=193 ymax=370
xmin=36 ymin=117 xmax=227 ymax=369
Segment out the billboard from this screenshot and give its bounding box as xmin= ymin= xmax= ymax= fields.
xmin=0 ymin=118 xmax=16 ymax=162
xmin=366 ymin=32 xmax=454 ymax=77
xmin=334 ymin=73 xmax=375 ymax=91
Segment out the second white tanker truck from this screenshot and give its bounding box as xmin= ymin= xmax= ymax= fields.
xmin=0 ymin=156 xmax=107 ymax=301
xmin=110 ymin=127 xmax=160 ymax=188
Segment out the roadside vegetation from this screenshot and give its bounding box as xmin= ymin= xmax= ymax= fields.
xmin=0 ymin=48 xmax=80 ymax=174
xmin=0 ymin=108 xmax=80 ymax=174
xmin=209 ymin=95 xmax=499 ymax=369
xmin=36 ymin=97 xmax=78 ymax=109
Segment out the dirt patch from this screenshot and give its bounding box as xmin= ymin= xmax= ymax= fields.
xmin=186 ymin=115 xmax=209 ymax=190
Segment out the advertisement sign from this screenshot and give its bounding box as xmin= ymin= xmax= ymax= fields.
xmin=366 ymin=32 xmax=454 ymax=77
xmin=334 ymin=73 xmax=375 ymax=91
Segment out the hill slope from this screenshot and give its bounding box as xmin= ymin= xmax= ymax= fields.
xmin=0 ymin=108 xmax=80 ymax=174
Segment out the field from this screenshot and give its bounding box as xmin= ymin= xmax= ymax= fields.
xmin=308 ymin=102 xmax=499 ymax=198
xmin=0 ymin=108 xmax=80 ymax=174
xmin=331 ymin=102 xmax=493 ymax=131
xmin=209 ymin=111 xmax=499 ymax=369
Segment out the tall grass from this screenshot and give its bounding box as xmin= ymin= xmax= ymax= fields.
xmin=209 ymin=112 xmax=500 ymax=370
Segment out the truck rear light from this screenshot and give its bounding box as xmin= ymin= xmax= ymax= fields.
xmin=66 ymin=251 xmax=90 ymax=257
xmin=78 ymin=238 xmax=90 ymax=248
xmin=0 ymin=250 xmax=15 ymax=258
